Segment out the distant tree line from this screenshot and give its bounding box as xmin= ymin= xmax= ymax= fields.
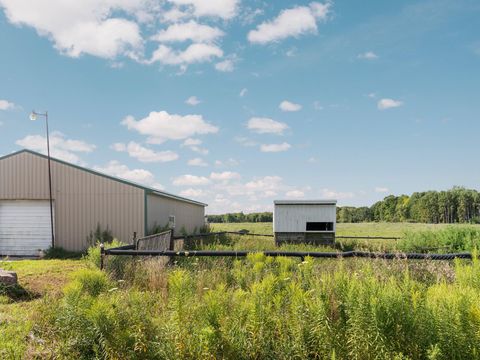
xmin=207 ymin=212 xmax=273 ymax=223
xmin=207 ymin=188 xmax=480 ymax=224
xmin=338 ymin=187 xmax=480 ymax=224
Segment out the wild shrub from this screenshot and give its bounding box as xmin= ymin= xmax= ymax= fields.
xmin=86 ymin=223 xmax=114 ymax=247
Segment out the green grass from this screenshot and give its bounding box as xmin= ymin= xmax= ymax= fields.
xmin=2 ymin=223 xmax=480 ymax=359
xmin=211 ymin=221 xmax=480 ymax=237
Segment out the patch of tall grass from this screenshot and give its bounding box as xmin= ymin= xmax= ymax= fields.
xmin=32 ymin=251 xmax=480 ymax=359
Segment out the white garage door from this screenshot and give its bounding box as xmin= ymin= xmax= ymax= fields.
xmin=0 ymin=200 xmax=53 ymax=256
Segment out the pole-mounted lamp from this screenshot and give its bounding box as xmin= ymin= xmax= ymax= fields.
xmin=29 ymin=110 xmax=55 ymax=249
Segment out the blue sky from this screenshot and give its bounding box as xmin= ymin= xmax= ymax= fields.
xmin=0 ymin=0 xmax=479 ymax=214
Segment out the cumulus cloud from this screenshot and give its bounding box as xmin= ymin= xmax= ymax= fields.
xmin=375 ymin=187 xmax=390 ymax=193
xmin=16 ymin=131 xmax=95 ymax=164
xmin=210 ymin=171 xmax=240 ymax=181
xmin=94 ymin=160 xmax=163 ymax=189
xmin=151 ymin=20 xmax=224 ymax=43
xmin=0 ymin=0 xmax=144 ymax=59
xmin=279 ymin=100 xmax=302 ymax=112
xmin=357 ymin=51 xmax=378 ymax=60
xmin=111 ymin=141 xmax=178 ymax=163
xmin=179 ymin=188 xmax=207 ymax=198
xmin=168 ymin=0 xmax=239 ymax=19
xmin=247 ymin=117 xmax=288 ymax=135
xmin=147 ymin=43 xmax=223 ymax=66
xmin=377 ymin=98 xmax=403 ymax=110
xmin=185 ymin=96 xmax=201 ymax=106
xmin=247 ymin=2 xmax=331 ymax=44
xmin=122 ymin=110 xmax=218 ymax=144
xmin=321 ymin=188 xmax=354 ymax=200
xmin=260 ymin=142 xmax=291 ymax=152
xmin=172 ymin=174 xmax=210 ymax=186
xmin=187 ymin=157 xmax=208 ymax=166
xmin=0 ymin=99 xmax=14 ymax=110
xmin=215 ymin=59 xmax=235 ymax=72
xmin=285 ymin=189 xmax=305 ymax=198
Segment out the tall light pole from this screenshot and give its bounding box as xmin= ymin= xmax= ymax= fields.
xmin=29 ymin=110 xmax=55 ymax=248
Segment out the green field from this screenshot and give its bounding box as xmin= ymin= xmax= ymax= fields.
xmin=211 ymin=221 xmax=480 ymax=237
xmin=2 ymin=223 xmax=480 ymax=359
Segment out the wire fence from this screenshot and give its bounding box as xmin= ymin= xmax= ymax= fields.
xmin=99 ymin=230 xmax=475 ymax=270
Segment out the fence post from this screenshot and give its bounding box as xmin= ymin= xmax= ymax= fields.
xmin=100 ymin=242 xmax=105 ymax=270
xmin=169 ymin=228 xmax=175 ymax=251
xmin=133 ymin=231 xmax=137 ymax=250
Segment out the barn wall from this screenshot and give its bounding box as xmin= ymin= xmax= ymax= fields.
xmin=146 ymin=193 xmax=205 ymax=235
xmin=0 ymin=151 xmax=145 ymax=251
xmin=273 ymin=204 xmax=336 ymax=233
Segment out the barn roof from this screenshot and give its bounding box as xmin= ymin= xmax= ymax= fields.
xmin=0 ymin=149 xmax=207 ymax=207
xmin=274 ymin=200 xmax=337 ymax=205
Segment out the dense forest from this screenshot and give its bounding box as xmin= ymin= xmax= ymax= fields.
xmin=207 ymin=187 xmax=480 ymax=224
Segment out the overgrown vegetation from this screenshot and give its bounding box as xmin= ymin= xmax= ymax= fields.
xmin=29 ymin=251 xmax=480 ymax=359
xmin=86 ymin=223 xmax=114 ymax=247
xmin=3 ymin=223 xmax=480 ymax=359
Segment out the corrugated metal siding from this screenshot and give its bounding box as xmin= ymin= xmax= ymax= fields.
xmin=146 ymin=193 xmax=205 ymax=235
xmin=273 ymin=204 xmax=336 ymax=233
xmin=0 ymin=151 xmax=145 ymax=251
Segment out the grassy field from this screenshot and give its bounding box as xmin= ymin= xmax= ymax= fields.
xmin=2 ymin=223 xmax=480 ymax=359
xmin=211 ymin=221 xmax=480 ymax=237
xmin=0 ymin=259 xmax=86 ymax=358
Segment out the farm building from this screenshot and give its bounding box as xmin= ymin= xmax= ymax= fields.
xmin=273 ymin=200 xmax=337 ymax=245
xmin=0 ymin=149 xmax=207 ymax=256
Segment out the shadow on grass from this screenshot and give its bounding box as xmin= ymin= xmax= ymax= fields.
xmin=0 ymin=283 xmax=40 ymax=303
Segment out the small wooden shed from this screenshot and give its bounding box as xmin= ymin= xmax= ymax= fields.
xmin=273 ymin=200 xmax=337 ymax=245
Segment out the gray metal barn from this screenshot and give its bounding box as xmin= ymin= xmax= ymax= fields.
xmin=0 ymin=149 xmax=206 ymax=256
xmin=273 ymin=200 xmax=337 ymax=245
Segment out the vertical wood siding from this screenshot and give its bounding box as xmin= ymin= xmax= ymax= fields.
xmin=146 ymin=194 xmax=205 ymax=235
xmin=0 ymin=152 xmax=145 ymax=251
xmin=274 ymin=204 xmax=336 ymax=233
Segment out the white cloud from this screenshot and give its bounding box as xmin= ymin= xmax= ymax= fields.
xmin=151 ymin=20 xmax=224 ymax=43
xmin=182 ymin=138 xmax=202 ymax=146
xmin=377 ymin=98 xmax=403 ymax=110
xmin=239 ymin=88 xmax=248 ymax=97
xmin=235 ymin=136 xmax=257 ymax=147
xmin=0 ymin=99 xmax=14 ymax=110
xmin=0 ymin=0 xmax=144 ymax=59
xmin=185 ymin=96 xmax=201 ymax=106
xmin=168 ymin=0 xmax=239 ymax=19
xmin=260 ymin=142 xmax=291 ymax=152
xmin=279 ymin=100 xmax=302 ymax=112
xmin=358 ymin=51 xmax=378 ymax=60
xmin=172 ymin=174 xmax=210 ymax=186
xmin=122 ymin=110 xmax=218 ymax=144
xmin=375 ymin=187 xmax=390 ymax=193
xmin=188 ymin=157 xmax=208 ymax=166
xmin=285 ymin=190 xmax=305 ymax=198
xmin=215 ymin=158 xmax=239 ymax=167
xmin=308 ymin=157 xmax=318 ymax=163
xmin=112 ymin=141 xmax=178 ymax=163
xmin=210 ymin=171 xmax=240 ymax=181
xmin=215 ymin=59 xmax=234 ymax=72
xmin=321 ymin=188 xmax=354 ymax=200
xmin=247 ymin=2 xmax=331 ymax=44
xmin=179 ymin=188 xmax=207 ymax=198
xmin=16 ymin=131 xmax=95 ymax=164
xmin=94 ymin=160 xmax=163 ymax=189
xmin=247 ymin=117 xmax=288 ymax=135
xmin=147 ymin=43 xmax=223 ymax=66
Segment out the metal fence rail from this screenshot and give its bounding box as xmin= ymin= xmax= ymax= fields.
xmin=102 ymin=247 xmax=474 ymax=266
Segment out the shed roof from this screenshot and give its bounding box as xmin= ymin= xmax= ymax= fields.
xmin=274 ymin=200 xmax=337 ymax=205
xmin=0 ymin=149 xmax=207 ymax=207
